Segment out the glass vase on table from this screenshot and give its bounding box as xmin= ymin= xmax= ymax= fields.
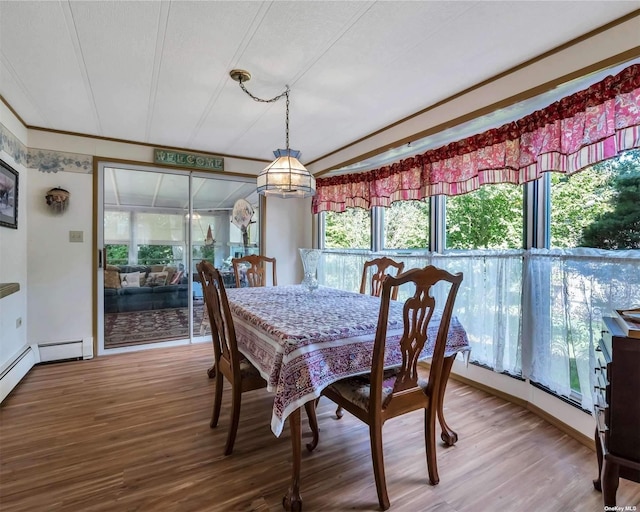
xmin=299 ymin=248 xmax=322 ymax=292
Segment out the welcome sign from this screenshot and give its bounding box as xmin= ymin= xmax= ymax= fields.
xmin=154 ymin=149 xmax=224 ymax=171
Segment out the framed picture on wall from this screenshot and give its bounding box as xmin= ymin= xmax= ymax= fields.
xmin=0 ymin=159 xmax=18 ymax=229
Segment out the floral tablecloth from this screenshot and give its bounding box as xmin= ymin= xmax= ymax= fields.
xmin=226 ymin=285 xmax=470 ymax=436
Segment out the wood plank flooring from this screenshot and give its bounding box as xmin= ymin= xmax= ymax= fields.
xmin=1 ymin=343 xmax=639 ymax=511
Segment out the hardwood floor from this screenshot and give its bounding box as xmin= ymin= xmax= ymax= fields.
xmin=1 ymin=343 xmax=638 ymax=511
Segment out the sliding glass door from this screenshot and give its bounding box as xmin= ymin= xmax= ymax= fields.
xmin=97 ymin=162 xmax=259 ymax=355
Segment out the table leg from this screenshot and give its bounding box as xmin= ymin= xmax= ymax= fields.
xmin=283 ymin=407 xmax=303 ymax=511
xmin=439 ymin=355 xmax=458 ymax=446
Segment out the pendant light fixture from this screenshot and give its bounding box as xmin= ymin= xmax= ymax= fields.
xmin=230 ymin=69 xmax=316 ymax=199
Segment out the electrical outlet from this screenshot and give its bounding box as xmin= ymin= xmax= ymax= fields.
xmin=69 ymin=230 xmax=84 ymax=242
xmin=16 ymin=317 xmax=22 ymax=328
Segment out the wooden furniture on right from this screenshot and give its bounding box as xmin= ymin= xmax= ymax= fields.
xmin=232 ymin=254 xmax=277 ymax=288
xmin=593 ymin=316 xmax=640 ymax=506
xmin=197 ymin=260 xmax=317 ymax=456
xmin=321 ymin=266 xmax=463 ymax=510
xmin=360 ymin=256 xmax=405 ymax=301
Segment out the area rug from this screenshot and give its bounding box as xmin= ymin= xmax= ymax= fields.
xmin=104 ymin=303 xmax=210 ymax=349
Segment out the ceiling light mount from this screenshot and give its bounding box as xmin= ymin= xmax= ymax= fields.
xmin=230 ymin=69 xmax=315 ymax=199
xmin=229 ymin=69 xmax=251 ymax=84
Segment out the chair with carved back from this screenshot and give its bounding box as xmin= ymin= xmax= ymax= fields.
xmin=360 ymin=256 xmax=405 ymax=300
xmin=334 ymin=256 xmax=406 ymax=420
xmin=231 ymin=254 xmax=277 ymax=288
xmin=319 ymin=265 xmax=463 ymax=510
xmin=197 ymin=260 xmax=318 ymax=455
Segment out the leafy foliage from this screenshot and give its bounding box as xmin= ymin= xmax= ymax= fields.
xmin=446 ymin=184 xmax=523 ymax=249
xmin=137 ymin=245 xmax=176 ymax=265
xmin=579 ymin=151 xmax=640 ymax=249
xmin=384 ymin=201 xmax=429 ymax=249
xmin=105 ymin=244 xmax=128 ymax=265
xmin=324 ymin=209 xmax=371 ymax=249
xmin=550 ymin=166 xmax=615 ymax=248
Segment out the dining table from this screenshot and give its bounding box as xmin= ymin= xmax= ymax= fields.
xmin=225 ymin=284 xmax=471 ymax=511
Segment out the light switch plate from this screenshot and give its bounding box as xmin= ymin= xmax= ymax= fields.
xmin=69 ymin=230 xmax=84 ymax=242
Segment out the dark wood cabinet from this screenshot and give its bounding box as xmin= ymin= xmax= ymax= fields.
xmin=593 ymin=316 xmax=640 ymax=506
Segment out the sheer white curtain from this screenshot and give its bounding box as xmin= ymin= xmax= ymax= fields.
xmin=523 ymin=248 xmax=640 ymax=410
xmin=432 ymin=251 xmax=523 ymax=376
xmin=319 ymin=250 xmax=523 ymax=376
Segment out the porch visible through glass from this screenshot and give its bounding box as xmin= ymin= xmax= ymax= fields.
xmin=100 ymin=166 xmax=260 ymax=350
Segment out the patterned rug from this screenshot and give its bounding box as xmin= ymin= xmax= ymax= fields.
xmin=104 ymin=303 xmax=210 ymax=349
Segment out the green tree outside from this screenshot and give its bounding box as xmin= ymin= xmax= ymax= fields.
xmin=324 ymin=209 xmax=371 ymax=249
xmin=446 ymin=184 xmax=523 ymax=249
xmin=384 ymin=200 xmax=429 ymax=249
xmin=579 ymin=151 xmax=640 ymax=249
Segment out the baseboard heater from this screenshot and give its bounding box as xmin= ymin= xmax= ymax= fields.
xmin=0 ymin=345 xmax=38 ymax=403
xmin=38 ymin=338 xmax=93 ymax=363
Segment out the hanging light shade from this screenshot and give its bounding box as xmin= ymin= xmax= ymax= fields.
xmin=230 ymin=69 xmax=316 ymax=199
xmin=257 ymin=149 xmax=316 ymax=198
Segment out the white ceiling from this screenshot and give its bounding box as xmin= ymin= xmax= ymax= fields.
xmin=0 ymin=1 xmax=638 ymax=174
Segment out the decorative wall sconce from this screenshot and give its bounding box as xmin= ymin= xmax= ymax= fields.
xmin=45 ymin=187 xmax=70 ymax=213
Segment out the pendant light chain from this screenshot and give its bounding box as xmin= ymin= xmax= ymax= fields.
xmin=238 ymin=77 xmax=291 ymax=151
xmin=285 ymin=90 xmax=290 ymax=151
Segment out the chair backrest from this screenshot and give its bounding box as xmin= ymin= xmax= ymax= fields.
xmin=370 ymin=265 xmax=463 ymax=412
xmin=197 ymin=260 xmax=243 ymax=378
xmin=231 ymin=254 xmax=277 ymax=288
xmin=360 ymin=257 xmax=405 ymax=301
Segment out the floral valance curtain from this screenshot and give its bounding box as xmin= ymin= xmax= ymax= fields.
xmin=313 ymin=63 xmax=640 ymax=214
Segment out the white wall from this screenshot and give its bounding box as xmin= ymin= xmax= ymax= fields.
xmin=0 ymin=100 xmax=30 ymax=378
xmin=0 ymin=150 xmax=28 ymax=373
xmin=264 ymin=197 xmax=313 ymax=285
xmin=26 ymin=170 xmax=93 ymax=345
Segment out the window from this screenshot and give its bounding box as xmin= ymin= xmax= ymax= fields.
xmin=383 ymin=200 xmax=429 ymax=250
xmin=531 ymin=150 xmax=640 ymax=401
xmin=105 ymin=244 xmax=128 ymax=266
xmin=324 ymin=209 xmax=371 ymax=249
xmin=446 ymin=184 xmax=523 ymax=249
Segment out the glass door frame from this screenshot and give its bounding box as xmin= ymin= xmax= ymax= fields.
xmin=95 ymin=160 xmax=260 ymax=356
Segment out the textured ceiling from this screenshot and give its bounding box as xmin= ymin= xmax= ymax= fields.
xmin=1 ymin=1 xmax=638 ymax=173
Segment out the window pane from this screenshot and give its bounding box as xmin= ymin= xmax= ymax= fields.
xmin=104 ymin=210 xmax=130 ymax=242
xmin=383 ymin=200 xmax=429 ymax=249
xmin=324 ymin=209 xmax=371 ymax=249
xmin=136 ymin=244 xmax=183 ymax=266
xmin=551 ymin=150 xmax=640 ymax=249
xmin=544 ymin=150 xmax=640 ymax=398
xmin=446 ymin=184 xmax=523 ymax=249
xmin=105 ymin=244 xmax=128 ymax=265
xmin=136 ymin=212 xmax=185 ymax=243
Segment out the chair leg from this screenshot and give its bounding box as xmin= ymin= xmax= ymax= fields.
xmin=304 ymin=401 xmax=319 ymax=452
xmin=424 ymin=406 xmax=440 ymax=485
xmin=370 ymin=422 xmax=390 ymax=510
xmin=210 ymin=370 xmax=223 ymax=428
xmin=335 ymin=405 xmax=344 ymax=419
xmin=224 ymin=385 xmax=242 ymax=456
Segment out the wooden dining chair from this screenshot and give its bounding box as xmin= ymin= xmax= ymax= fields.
xmin=231 ymin=254 xmax=277 ymax=288
xmin=197 ymin=260 xmax=318 ymax=455
xmin=319 ymin=265 xmax=463 ymax=510
xmin=360 ymin=256 xmax=405 ymax=301
xmin=334 ymin=256 xmax=407 ymax=420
